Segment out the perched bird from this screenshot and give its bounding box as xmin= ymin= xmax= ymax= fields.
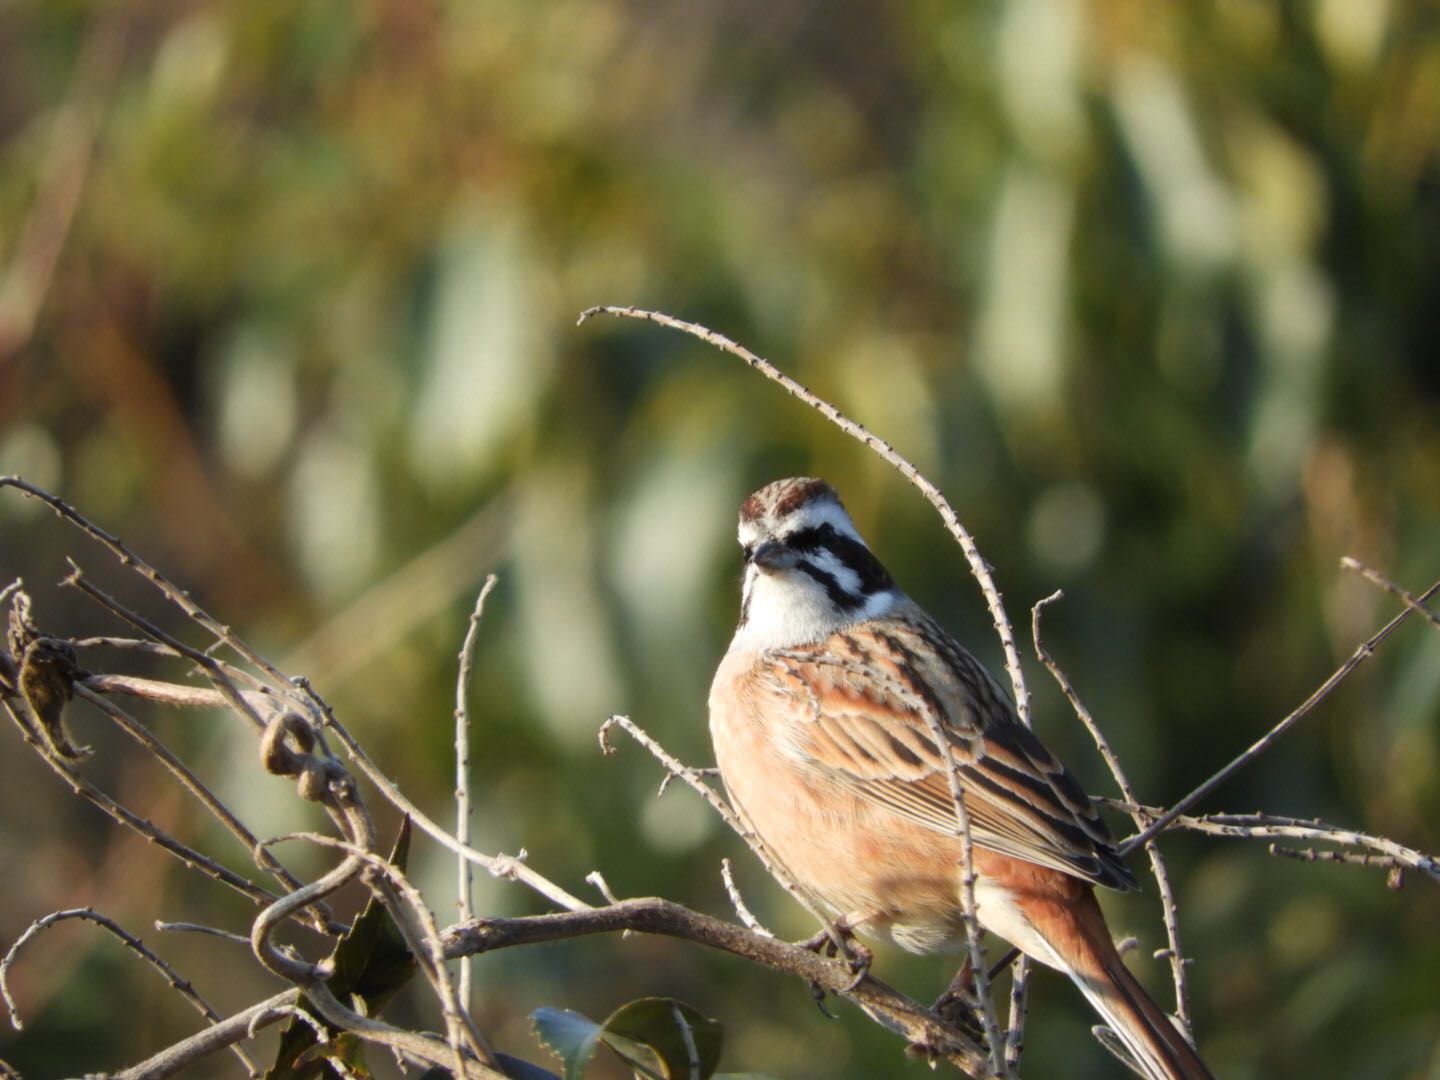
xmin=708 ymin=477 xmax=1212 ymax=1080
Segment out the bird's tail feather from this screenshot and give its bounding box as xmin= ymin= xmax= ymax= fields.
xmin=1066 ymin=946 xmax=1214 ymax=1080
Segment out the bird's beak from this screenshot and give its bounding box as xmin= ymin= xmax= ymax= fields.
xmin=750 ymin=540 xmax=799 ymax=572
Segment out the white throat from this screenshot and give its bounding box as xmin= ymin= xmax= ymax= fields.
xmin=730 ymin=566 xmax=904 ymax=652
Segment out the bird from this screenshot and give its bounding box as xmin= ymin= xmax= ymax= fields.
xmin=708 ymin=477 xmax=1213 ymax=1080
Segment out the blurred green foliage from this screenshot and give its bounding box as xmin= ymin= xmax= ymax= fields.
xmin=1 ymin=1 xmax=1438 ymax=1077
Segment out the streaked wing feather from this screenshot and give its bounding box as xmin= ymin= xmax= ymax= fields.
xmin=766 ymin=619 xmax=1135 ymax=891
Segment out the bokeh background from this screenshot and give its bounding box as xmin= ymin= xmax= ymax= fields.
xmin=2 ymin=1 xmax=1438 ymax=1077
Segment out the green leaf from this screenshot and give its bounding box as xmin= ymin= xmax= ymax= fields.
xmin=598 ymin=998 xmax=723 ymax=1080
xmin=532 ymin=1007 xmax=605 ymax=1080
xmin=265 ymin=818 xmax=418 ymax=1079
xmin=534 ymin=997 xmax=725 ymax=1080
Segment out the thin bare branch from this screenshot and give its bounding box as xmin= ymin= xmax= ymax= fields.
xmin=1122 ymin=574 xmax=1440 ymax=854
xmin=1105 ymin=801 xmax=1440 ymax=884
xmin=154 ymin=922 xmax=251 ymax=946
xmin=455 ymin=575 xmax=498 ymax=1010
xmin=721 ymin=858 xmax=773 ymax=938
xmin=75 ymin=684 xmax=333 ymax=921
xmin=82 ymin=672 xmax=264 ymax=710
xmin=107 ymin=990 xmax=297 ymax=1080
xmin=1 ymin=908 xmax=258 ymax=1075
xmin=1341 ymin=558 xmax=1440 ymax=632
xmin=1032 ymin=591 xmax=1194 ymax=1037
xmin=921 ymin=710 xmax=1008 ymax=1077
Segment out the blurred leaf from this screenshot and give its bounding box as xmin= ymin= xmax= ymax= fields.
xmin=532 ymin=1008 xmax=604 ymax=1080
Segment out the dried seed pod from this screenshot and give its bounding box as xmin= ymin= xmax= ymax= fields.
xmin=20 ymin=636 xmax=89 ymax=760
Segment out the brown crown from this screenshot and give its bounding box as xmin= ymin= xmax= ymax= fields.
xmin=739 ymin=477 xmax=841 ymax=524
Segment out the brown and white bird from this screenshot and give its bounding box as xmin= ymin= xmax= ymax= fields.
xmin=708 ymin=477 xmax=1212 ymax=1080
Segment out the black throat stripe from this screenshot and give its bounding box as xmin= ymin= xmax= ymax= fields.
xmin=795 ymin=558 xmax=863 ymax=611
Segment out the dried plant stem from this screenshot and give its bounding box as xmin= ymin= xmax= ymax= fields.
xmin=455 ymin=575 xmax=498 ymax=1009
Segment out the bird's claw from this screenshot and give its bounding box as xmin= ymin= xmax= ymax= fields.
xmin=796 ymin=921 xmax=872 ymax=990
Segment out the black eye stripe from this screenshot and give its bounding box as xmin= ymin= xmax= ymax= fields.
xmin=785 ymin=524 xmax=895 ymax=596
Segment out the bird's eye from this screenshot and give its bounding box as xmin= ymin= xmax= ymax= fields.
xmin=741 ymin=543 xmax=756 ymax=561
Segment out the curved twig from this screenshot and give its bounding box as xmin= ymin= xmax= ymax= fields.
xmin=1 ymin=908 xmax=257 ymax=1075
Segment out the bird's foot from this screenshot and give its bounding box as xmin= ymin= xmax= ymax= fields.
xmin=906 ymin=961 xmax=989 ymax=1059
xmin=796 ymin=920 xmax=873 ymax=992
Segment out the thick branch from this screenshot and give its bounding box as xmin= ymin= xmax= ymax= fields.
xmin=446 ymin=897 xmax=992 ymax=1077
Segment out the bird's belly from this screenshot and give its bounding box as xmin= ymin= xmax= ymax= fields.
xmin=712 ymin=713 xmax=965 ymax=954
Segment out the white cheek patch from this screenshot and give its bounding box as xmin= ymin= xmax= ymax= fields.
xmin=805 ymin=549 xmax=861 ymax=595
xmin=856 ymin=586 xmax=902 ymax=621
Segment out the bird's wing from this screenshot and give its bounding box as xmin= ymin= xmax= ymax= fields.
xmin=761 ymin=616 xmax=1135 ymax=891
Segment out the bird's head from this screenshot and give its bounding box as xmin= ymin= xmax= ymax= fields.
xmin=732 ymin=477 xmax=903 ymax=649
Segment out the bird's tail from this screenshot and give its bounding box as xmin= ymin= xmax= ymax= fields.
xmin=1058 ymin=894 xmax=1215 ymax=1080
